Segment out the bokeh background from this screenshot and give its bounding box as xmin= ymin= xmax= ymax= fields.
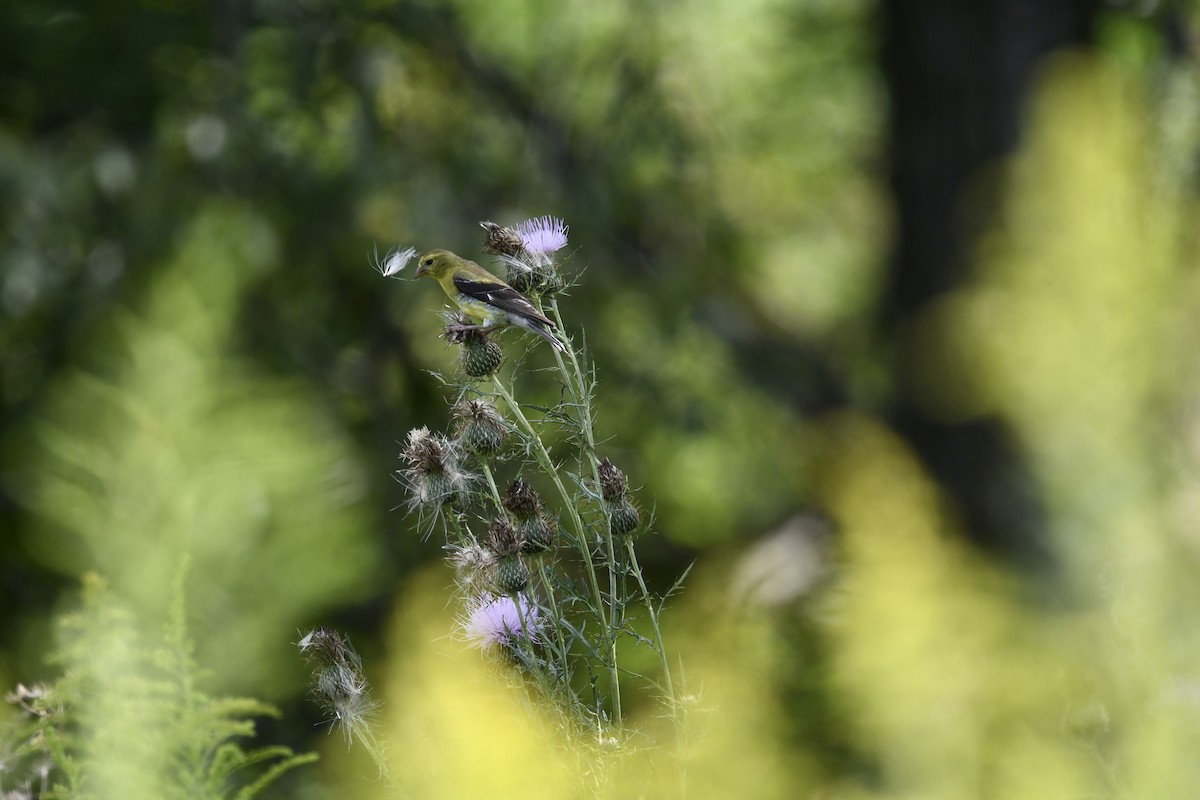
xmin=3 ymin=0 xmax=1200 ymax=797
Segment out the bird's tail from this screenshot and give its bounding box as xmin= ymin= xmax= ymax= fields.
xmin=516 ymin=317 xmax=567 ymax=353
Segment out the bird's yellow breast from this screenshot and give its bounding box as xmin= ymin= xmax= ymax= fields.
xmin=454 ymin=293 xmax=504 ymax=326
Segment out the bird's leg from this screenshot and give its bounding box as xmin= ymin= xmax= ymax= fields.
xmin=446 ymin=322 xmax=503 ymax=336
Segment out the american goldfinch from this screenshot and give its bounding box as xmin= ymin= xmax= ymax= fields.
xmin=414 ymin=249 xmax=566 ymax=353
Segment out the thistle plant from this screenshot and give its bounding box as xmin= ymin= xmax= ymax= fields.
xmin=296 ymin=627 xmax=388 ymax=780
xmin=379 ymin=216 xmax=684 ymax=740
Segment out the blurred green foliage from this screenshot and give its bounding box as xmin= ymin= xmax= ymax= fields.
xmin=2 ymin=0 xmax=1200 ymax=797
xmin=8 ymin=204 xmax=380 ymax=696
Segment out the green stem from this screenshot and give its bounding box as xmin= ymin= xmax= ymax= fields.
xmin=532 ymin=553 xmax=573 ymax=701
xmin=622 ymin=534 xmax=685 ymax=798
xmin=623 ymin=539 xmax=676 ymax=707
xmin=509 ymin=589 xmax=550 ymax=694
xmin=490 ymin=377 xmax=621 ymax=725
xmin=480 ymin=462 xmax=503 ymax=510
xmin=546 ymin=299 xmax=625 ymax=720
xmin=547 ymin=297 xmax=683 ymax=746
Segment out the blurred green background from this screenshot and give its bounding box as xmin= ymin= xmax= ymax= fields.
xmin=3 ymin=0 xmax=1200 ymax=797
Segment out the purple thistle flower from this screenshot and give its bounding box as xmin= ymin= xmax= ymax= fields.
xmin=462 ymin=593 xmax=540 ymax=648
xmin=513 ymin=216 xmax=569 ymax=255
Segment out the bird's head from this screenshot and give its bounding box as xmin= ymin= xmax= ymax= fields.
xmin=414 ymin=249 xmax=458 ymax=280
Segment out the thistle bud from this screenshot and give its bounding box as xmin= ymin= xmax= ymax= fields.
xmin=519 ymin=515 xmax=557 ymax=554
xmin=499 ymin=479 xmax=555 ymax=553
xmin=453 ymin=399 xmax=507 ymax=456
xmin=447 ymin=543 xmax=497 ymax=592
xmin=487 ymin=517 xmax=521 ymax=556
xmin=459 ymin=330 xmax=503 ymax=378
xmin=494 ymin=554 xmax=529 ymax=595
xmin=597 ymin=458 xmax=629 ymax=501
xmin=609 ymin=498 xmax=641 ymax=537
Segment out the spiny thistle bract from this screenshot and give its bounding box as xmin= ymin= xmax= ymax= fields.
xmin=377 ymin=215 xmax=680 ymax=744
xmin=480 ymin=220 xmax=526 ymax=259
xmin=502 ymin=478 xmax=557 ymax=553
xmin=453 ymin=399 xmax=507 ymax=456
xmin=459 ymin=328 xmax=504 ymax=378
xmin=609 ymin=498 xmax=641 ymax=537
xmin=518 ymin=514 xmax=556 ymax=554
xmin=493 ymin=554 xmax=529 ymax=595
xmin=597 ymin=458 xmax=641 ymax=536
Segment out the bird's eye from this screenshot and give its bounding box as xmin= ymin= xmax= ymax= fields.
xmin=422 ymin=257 xmax=434 ymax=267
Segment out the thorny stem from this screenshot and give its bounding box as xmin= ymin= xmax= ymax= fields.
xmin=623 ymin=539 xmax=677 ymax=714
xmin=489 ymin=377 xmax=622 ymax=725
xmin=480 ymin=462 xmax=503 ymax=510
xmin=543 ymin=300 xmax=624 ymax=721
xmin=532 ymin=553 xmax=573 ymax=702
xmin=548 ymin=298 xmax=679 ymax=731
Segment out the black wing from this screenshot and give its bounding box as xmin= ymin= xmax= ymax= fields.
xmin=453 ymin=275 xmax=555 ymax=327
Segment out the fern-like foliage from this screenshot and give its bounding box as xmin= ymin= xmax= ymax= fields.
xmin=0 ymin=569 xmax=316 ymax=799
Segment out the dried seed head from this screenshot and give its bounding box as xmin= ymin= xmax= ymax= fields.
xmin=487 ymin=517 xmax=522 ymax=556
xmin=447 ymin=543 xmax=498 ymax=591
xmin=442 ymin=313 xmax=475 ymax=345
xmin=297 ymin=628 xmax=379 ymax=749
xmin=502 ymin=478 xmax=540 ymax=520
xmin=481 ymin=221 xmax=528 ymax=259
xmin=298 ymin=627 xmax=361 ymax=671
xmin=449 ymin=542 xmax=497 ymax=573
xmin=453 ymin=398 xmax=505 ymax=425
xmin=399 ymin=427 xmax=468 ymax=509
xmin=403 ymin=427 xmax=451 ymax=473
xmin=598 ymin=458 xmax=629 ymax=501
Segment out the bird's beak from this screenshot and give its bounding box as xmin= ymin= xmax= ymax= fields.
xmin=414 ymin=264 xmax=427 ymax=278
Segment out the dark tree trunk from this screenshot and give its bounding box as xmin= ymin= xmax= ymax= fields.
xmin=878 ymin=0 xmax=1100 ymax=567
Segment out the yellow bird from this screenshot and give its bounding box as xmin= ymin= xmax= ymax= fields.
xmin=413 ymin=249 xmax=566 ymax=353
